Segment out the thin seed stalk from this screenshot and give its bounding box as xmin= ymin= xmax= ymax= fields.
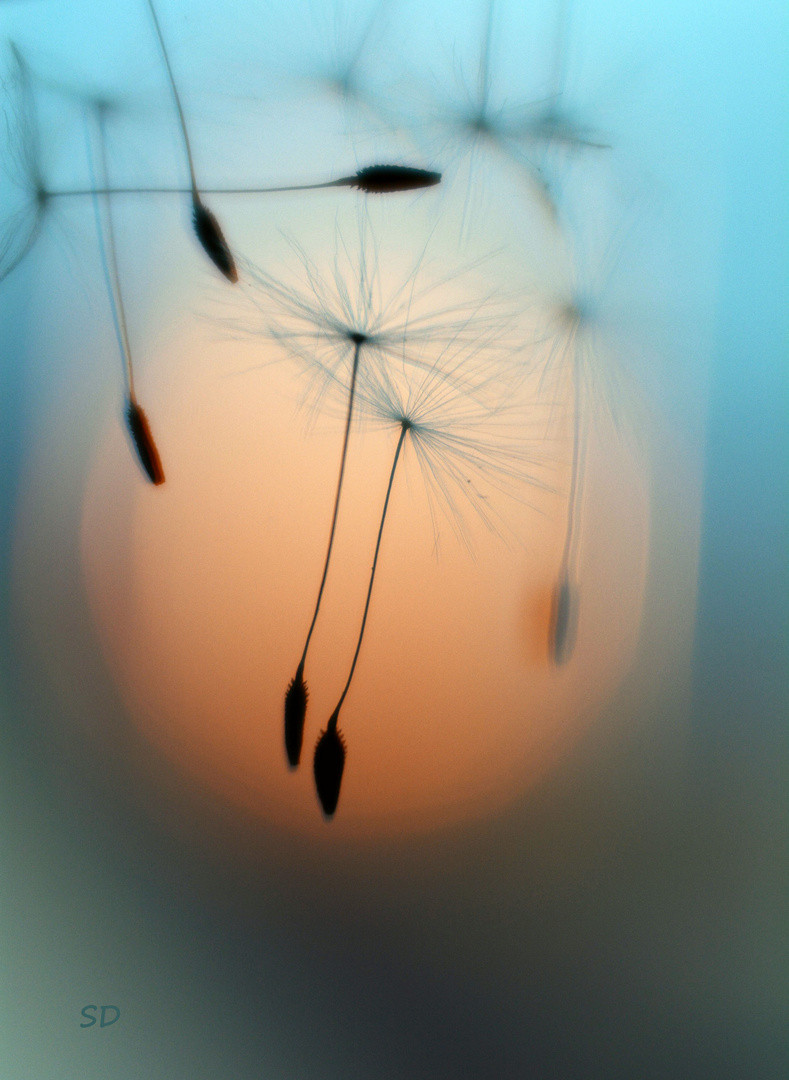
xmin=313 ymin=422 xmax=407 ymax=818
xmin=145 ymin=0 xmax=197 ymax=194
xmin=48 ymin=166 xmax=442 ymax=199
xmin=300 ymin=339 xmax=363 ymax=664
xmin=96 ymin=112 xmax=135 ymax=402
xmin=283 ymin=338 xmax=363 ymax=769
xmin=88 ymin=110 xmax=166 ymax=486
xmin=559 ymin=341 xmax=584 ymax=579
xmin=332 ymin=422 xmax=408 ymax=717
xmin=145 ymin=0 xmax=237 ymax=281
xmin=51 ymin=182 xmax=348 ymax=197
xmin=551 ymin=343 xmax=584 ymax=663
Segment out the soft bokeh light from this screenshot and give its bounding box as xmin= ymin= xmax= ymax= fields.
xmin=2 ymin=2 xmax=785 ymax=1078
xmin=77 ymin=276 xmax=649 ymax=836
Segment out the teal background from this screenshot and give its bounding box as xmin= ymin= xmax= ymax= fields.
xmin=1 ymin=2 xmax=786 ymax=1077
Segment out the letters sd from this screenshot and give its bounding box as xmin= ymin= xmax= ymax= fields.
xmin=80 ymin=1005 xmax=120 ymax=1028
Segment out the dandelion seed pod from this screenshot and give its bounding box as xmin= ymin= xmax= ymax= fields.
xmin=550 ymin=577 xmax=578 ymax=666
xmin=284 ymin=663 xmax=308 ymax=769
xmin=125 ymin=401 xmax=165 ymax=486
xmin=192 ymin=198 xmax=238 ymax=283
xmin=313 ymin=715 xmax=346 ymax=818
xmin=351 ymin=165 xmax=441 ymax=194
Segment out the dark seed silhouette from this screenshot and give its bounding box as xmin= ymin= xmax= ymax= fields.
xmin=146 ymin=0 xmax=237 ymax=281
xmin=313 ymin=425 xmax=407 ymax=818
xmin=313 ymin=712 xmax=346 ymax=818
xmin=549 ymin=576 xmax=578 ymax=665
xmin=192 ymin=196 xmax=238 ymax=283
xmin=88 ymin=105 xmax=167 ymax=486
xmin=126 ymin=400 xmax=165 ymax=485
xmin=48 ymin=163 xmax=441 ymax=202
xmin=284 ymin=660 xmax=308 ymax=768
xmin=348 ymin=165 xmax=442 ymax=193
xmin=283 ymin=337 xmax=364 ymax=770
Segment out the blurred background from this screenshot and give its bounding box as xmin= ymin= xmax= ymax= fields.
xmin=1 ymin=1 xmax=786 ymax=1077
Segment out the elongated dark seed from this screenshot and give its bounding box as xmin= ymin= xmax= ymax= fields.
xmin=351 ymin=165 xmax=441 ymax=194
xmin=313 ymin=713 xmax=346 ymax=818
xmin=550 ymin=578 xmax=578 ymax=665
xmin=125 ymin=401 xmax=165 ymax=485
xmin=284 ymin=662 xmax=308 ymax=769
xmin=192 ymin=197 xmax=238 ymax=282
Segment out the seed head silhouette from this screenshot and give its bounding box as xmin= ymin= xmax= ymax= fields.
xmin=191 ymin=197 xmax=237 ymax=282
xmin=86 ymin=102 xmax=166 ymax=484
xmin=45 ymin=164 xmax=442 ymax=201
xmin=242 ymin=224 xmax=515 ymax=768
xmin=348 ymin=165 xmax=441 ymax=193
xmin=284 ymin=660 xmax=309 ymax=768
xmin=125 ymin=400 xmax=166 ymax=485
xmin=313 ymin=710 xmax=346 ymax=818
xmin=145 ymin=0 xmax=238 ymax=281
xmin=311 ymin=340 xmax=549 ymax=818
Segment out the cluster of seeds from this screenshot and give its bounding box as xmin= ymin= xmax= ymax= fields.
xmin=1 ymin=0 xmax=624 ymax=819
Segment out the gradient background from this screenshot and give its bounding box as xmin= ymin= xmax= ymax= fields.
xmin=1 ymin=1 xmax=787 ymax=1077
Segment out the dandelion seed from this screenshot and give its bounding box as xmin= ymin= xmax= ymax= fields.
xmin=125 ymin=399 xmax=166 ymax=485
xmin=0 ymin=43 xmax=51 ymax=283
xmin=284 ymin=660 xmax=309 ymax=768
xmin=87 ymin=105 xmax=166 ymax=485
xmin=47 ymin=163 xmax=442 ymax=199
xmin=401 ymin=1 xmax=557 ymax=220
xmin=353 ymin=346 xmax=550 ymax=547
xmin=242 ymin=227 xmax=514 ymax=768
xmin=344 ymin=164 xmax=441 ymax=193
xmin=550 ymin=307 xmax=585 ymax=663
xmin=313 ymin=346 xmax=549 ymax=818
xmin=242 ymin=221 xmax=511 ymax=413
xmin=401 ymin=0 xmax=608 ymax=224
xmin=312 ymin=421 xmax=404 ymax=820
xmin=191 ymin=197 xmax=237 ymax=282
xmin=534 ymin=242 xmax=640 ymax=665
xmin=281 ymin=329 xmax=365 ymax=770
xmin=313 ymin=710 xmax=346 ymax=818
xmin=145 ymin=0 xmax=237 ymax=281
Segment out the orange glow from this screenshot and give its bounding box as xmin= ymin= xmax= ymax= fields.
xmin=523 ymin=583 xmax=557 ymax=666
xmin=79 ymin=317 xmax=649 ymax=841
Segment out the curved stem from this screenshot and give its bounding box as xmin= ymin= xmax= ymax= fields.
xmin=93 ymin=112 xmax=136 ymax=403
xmin=559 ymin=344 xmax=584 ymax=578
xmin=550 ymin=0 xmax=573 ymax=103
xmin=332 ymin=423 xmax=407 ymax=719
xmin=300 ymin=340 xmax=363 ymax=666
xmin=146 ymin=0 xmax=198 ymax=195
xmin=50 ymin=177 xmax=357 ymax=198
xmin=479 ymin=0 xmax=495 ymax=115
